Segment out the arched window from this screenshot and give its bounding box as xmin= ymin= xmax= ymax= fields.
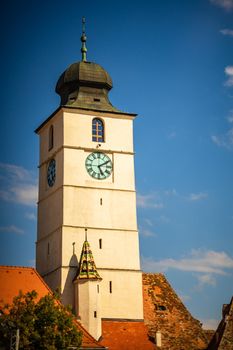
xmin=92 ymin=118 xmax=104 ymax=142
xmin=49 ymin=125 xmax=54 ymax=150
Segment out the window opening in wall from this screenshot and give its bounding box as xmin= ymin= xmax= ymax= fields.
xmin=157 ymin=305 xmax=166 ymax=311
xmin=94 ymin=98 xmax=100 ymax=102
xmin=109 ymin=281 xmax=112 ymax=293
xmin=94 ymin=311 xmax=97 ymax=318
xmin=97 ymin=285 xmax=99 ymax=293
xmin=92 ymin=118 xmax=104 ymax=142
xmin=49 ymin=125 xmax=54 ymax=150
xmin=99 ymin=239 xmax=102 ymax=249
xmin=100 ymin=198 xmax=103 ymax=205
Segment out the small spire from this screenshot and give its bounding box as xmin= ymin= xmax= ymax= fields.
xmin=81 ymin=17 xmax=87 ymax=62
xmin=77 ymin=240 xmax=101 ymax=280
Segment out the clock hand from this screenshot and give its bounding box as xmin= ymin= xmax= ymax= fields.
xmin=97 ymin=165 xmax=104 ymax=175
xmin=100 ymin=160 xmax=110 ymax=166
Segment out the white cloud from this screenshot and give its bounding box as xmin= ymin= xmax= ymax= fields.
xmin=0 ymin=225 xmax=24 ymax=234
xmin=0 ymin=163 xmax=38 ymax=206
xmin=141 ymin=249 xmax=233 ymax=275
xmin=11 ymin=185 xmax=38 ymax=206
xmin=210 ymin=0 xmax=233 ymax=11
xmin=157 ymin=215 xmax=170 ymax=223
xmin=201 ymin=318 xmax=219 ymax=330
xmin=139 ymin=228 xmax=157 ymax=237
xmin=220 ymin=28 xmax=233 ymax=36
xmin=212 ymin=114 xmax=233 ymax=150
xmin=197 ymin=273 xmax=217 ymax=287
xmin=188 ymin=192 xmax=208 ymax=201
xmin=164 ymin=189 xmax=178 ymax=197
xmin=25 ymin=212 xmax=37 ymax=221
xmin=0 ymin=163 xmax=32 ymax=181
xmin=211 ymin=128 xmax=233 ymax=150
xmin=224 ymin=65 xmax=233 ymax=87
xmin=211 ymin=135 xmax=223 ymax=147
xmin=137 ymin=193 xmax=163 ymax=209
xmin=227 ymin=110 xmax=233 ymax=123
xmin=227 ymin=117 xmax=233 ymax=123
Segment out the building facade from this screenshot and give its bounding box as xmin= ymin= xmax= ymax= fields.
xmin=35 ymin=23 xmax=143 ymax=339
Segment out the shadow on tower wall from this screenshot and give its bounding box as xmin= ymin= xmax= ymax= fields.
xmin=62 ymin=254 xmax=79 ymax=312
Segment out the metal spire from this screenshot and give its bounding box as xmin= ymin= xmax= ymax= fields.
xmin=81 ymin=17 xmax=87 ymax=62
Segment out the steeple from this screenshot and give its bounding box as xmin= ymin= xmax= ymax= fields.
xmin=55 ymin=18 xmax=121 ymax=113
xmin=76 ymin=240 xmax=101 ymax=280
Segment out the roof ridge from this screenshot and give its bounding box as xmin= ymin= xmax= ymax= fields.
xmin=0 ymin=265 xmax=35 ymax=269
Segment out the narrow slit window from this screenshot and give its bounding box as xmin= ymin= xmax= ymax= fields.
xmin=92 ymin=118 xmax=104 ymax=142
xmin=99 ymin=239 xmax=102 ymax=249
xmin=49 ymin=125 xmax=54 ymax=150
xmin=97 ymin=285 xmax=100 ymax=293
xmin=100 ymin=198 xmax=103 ymax=205
xmin=109 ymin=281 xmax=112 ymax=293
xmin=94 ymin=311 xmax=97 ymax=318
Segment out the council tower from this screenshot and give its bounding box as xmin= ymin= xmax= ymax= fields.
xmin=35 ymin=19 xmax=143 ymax=340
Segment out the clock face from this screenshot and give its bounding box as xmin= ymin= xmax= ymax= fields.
xmin=47 ymin=159 xmax=56 ymax=187
xmin=85 ymin=152 xmax=112 ymax=180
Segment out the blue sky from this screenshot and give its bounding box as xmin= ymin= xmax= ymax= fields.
xmin=1 ymin=0 xmax=233 ymax=330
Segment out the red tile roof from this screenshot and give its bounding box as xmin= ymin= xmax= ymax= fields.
xmin=0 ymin=266 xmax=105 ymax=349
xmin=100 ymin=320 xmax=156 ymax=350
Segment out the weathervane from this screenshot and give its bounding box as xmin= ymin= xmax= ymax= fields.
xmin=81 ymin=17 xmax=87 ymax=62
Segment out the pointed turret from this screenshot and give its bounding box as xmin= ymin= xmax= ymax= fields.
xmin=74 ymin=237 xmax=102 ymax=340
xmin=75 ymin=240 xmax=101 ymax=280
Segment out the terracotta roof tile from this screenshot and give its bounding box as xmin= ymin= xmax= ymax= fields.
xmin=0 ymin=266 xmax=105 ymax=349
xmin=100 ymin=320 xmax=156 ymax=350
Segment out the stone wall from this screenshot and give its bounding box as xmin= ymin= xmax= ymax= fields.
xmin=207 ymin=297 xmax=233 ymax=350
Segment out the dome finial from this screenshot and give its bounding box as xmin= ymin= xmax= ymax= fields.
xmin=81 ymin=17 xmax=87 ymax=62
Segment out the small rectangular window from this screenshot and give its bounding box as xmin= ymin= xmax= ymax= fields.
xmin=100 ymin=198 xmax=103 ymax=205
xmin=157 ymin=305 xmax=166 ymax=311
xmin=97 ymin=285 xmax=99 ymax=293
xmin=94 ymin=98 xmax=100 ymax=102
xmin=49 ymin=126 xmax=54 ymax=151
xmin=94 ymin=311 xmax=97 ymax=318
xmin=99 ymin=239 xmax=102 ymax=249
xmin=109 ymin=281 xmax=112 ymax=293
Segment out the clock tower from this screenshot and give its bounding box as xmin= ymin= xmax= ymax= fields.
xmin=36 ymin=19 xmax=143 ymax=339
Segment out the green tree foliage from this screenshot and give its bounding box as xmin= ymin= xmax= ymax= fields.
xmin=0 ymin=290 xmax=82 ymax=349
